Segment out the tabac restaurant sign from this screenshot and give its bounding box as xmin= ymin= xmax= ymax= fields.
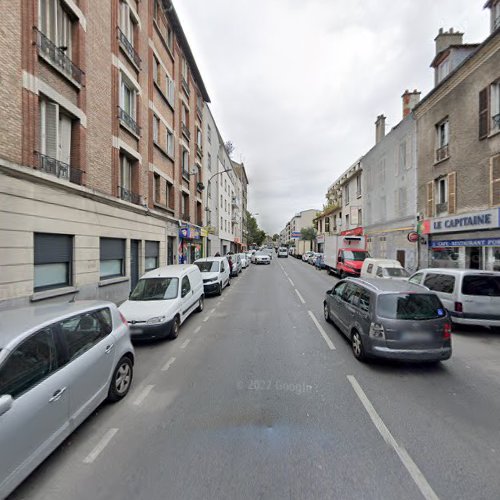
xmin=422 ymin=209 xmax=500 ymax=235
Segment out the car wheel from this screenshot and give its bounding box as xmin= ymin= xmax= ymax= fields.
xmin=170 ymin=316 xmax=180 ymax=339
xmin=217 ymin=282 xmax=222 ymax=296
xmin=196 ymin=296 xmax=204 ymax=312
xmin=323 ymin=302 xmax=331 ymax=323
xmin=351 ymin=330 xmax=366 ymax=362
xmin=340 ymin=271 xmax=346 ymax=279
xmin=108 ymin=356 xmax=133 ymax=402
xmin=227 ymin=278 xmax=231 ymax=286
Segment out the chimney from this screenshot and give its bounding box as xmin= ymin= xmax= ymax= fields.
xmin=402 ymin=89 xmax=421 ymax=118
xmin=375 ymin=115 xmax=386 ymax=144
xmin=434 ymin=27 xmax=464 ymax=56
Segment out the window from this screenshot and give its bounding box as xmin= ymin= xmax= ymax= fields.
xmin=399 ymin=141 xmax=407 ymax=172
xmin=154 ymin=173 xmax=161 ymax=202
xmin=346 ymin=214 xmax=349 ymax=227
xmin=181 ymin=57 xmax=188 ymax=80
xmin=436 ymin=119 xmax=449 ymax=161
xmin=59 ymin=309 xmax=112 ymax=361
xmin=491 ymin=81 xmax=500 ymax=133
xmin=120 ymin=74 xmax=136 ymax=119
xmin=0 ymin=327 xmax=58 ymax=398
xmin=462 ymin=275 xmax=500 ymax=296
xmin=181 ymin=105 xmax=189 ymax=128
xmin=437 ymin=58 xmax=450 ymax=83
xmin=377 ymin=293 xmax=446 ymax=320
xmin=100 ymin=238 xmax=125 ymax=279
xmin=166 ymin=26 xmax=173 ymax=51
xmin=196 ymin=127 xmax=202 ymax=146
xmin=358 ymin=209 xmax=362 ymax=226
xmin=119 ymin=0 xmax=135 ymax=45
xmin=207 ymin=152 xmax=212 ymax=171
xmin=34 ymin=233 xmax=72 ymax=291
xmin=153 ymin=56 xmax=159 ymax=85
xmin=39 ymin=0 xmax=73 ymax=57
xmin=131 ymin=277 xmax=178 ymax=300
xmin=145 ymin=241 xmax=159 ymax=271
xmin=182 ymin=149 xmax=189 ymax=177
xmin=220 ymin=216 xmax=223 ymax=229
xmin=166 ymin=128 xmax=174 ymax=157
xmin=408 ymin=272 xmax=423 ymax=285
xmin=356 ymin=176 xmax=361 ymax=197
xmin=120 ymin=154 xmax=133 ymax=192
xmin=491 ymin=154 xmax=500 ymax=206
xmin=325 ymin=217 xmax=330 ymax=233
xmin=435 ymin=177 xmax=447 ymax=214
xmin=423 ymin=273 xmax=455 ymax=294
xmin=207 ymin=124 xmax=212 ymax=143
xmin=480 ymin=86 xmax=490 ymax=139
xmin=181 ymin=275 xmax=191 ymax=297
xmin=181 ymin=193 xmax=189 ymax=218
xmin=166 ymin=76 xmax=175 ymax=107
xmin=166 ymin=181 xmax=174 ymax=209
xmin=376 ymin=267 xmax=383 ymax=277
xmin=358 ymin=290 xmax=370 ymax=313
xmin=153 ymin=115 xmax=160 ymax=144
xmin=344 ymin=184 xmax=350 ymax=205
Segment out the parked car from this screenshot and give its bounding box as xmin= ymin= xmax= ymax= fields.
xmin=323 ymin=278 xmax=452 ymax=363
xmin=194 ymin=257 xmax=231 ymax=296
xmin=119 ymin=264 xmax=204 ymax=341
xmin=278 ymin=247 xmax=288 ymax=258
xmin=361 ymin=258 xmax=410 ymax=280
xmin=0 ymin=301 xmax=135 ymax=498
xmin=408 ymin=268 xmax=500 ymax=328
xmin=254 ymin=251 xmax=271 ymax=265
xmin=302 ymin=251 xmax=315 ymax=262
xmin=228 ymin=254 xmax=242 ymax=276
xmin=307 ymin=252 xmax=323 ymax=265
xmin=262 ymin=248 xmax=273 ymax=260
xmin=238 ymin=253 xmax=249 ymax=268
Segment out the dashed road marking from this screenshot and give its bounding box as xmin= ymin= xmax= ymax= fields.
xmin=347 ymin=375 xmax=439 ymax=500
xmin=161 ymin=356 xmax=176 ymax=372
xmin=308 ymin=310 xmax=335 ymax=350
xmin=83 ymin=428 xmax=118 ymax=464
xmin=288 ymin=277 xmax=295 ymax=286
xmin=180 ymin=338 xmax=191 ymax=349
xmin=295 ymin=289 xmax=306 ymax=304
xmin=133 ymin=384 xmax=155 ymax=406
xmin=194 ymin=325 xmax=201 ymax=334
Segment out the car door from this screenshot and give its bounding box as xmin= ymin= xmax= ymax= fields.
xmin=180 ymin=275 xmax=194 ymax=319
xmin=339 ymin=283 xmax=359 ymax=331
xmin=220 ymin=260 xmax=229 ymax=287
xmin=0 ymin=326 xmax=70 ymax=497
xmin=408 ymin=272 xmax=425 ymax=285
xmin=327 ymin=282 xmax=348 ymax=331
xmin=58 ymin=308 xmax=116 ymax=430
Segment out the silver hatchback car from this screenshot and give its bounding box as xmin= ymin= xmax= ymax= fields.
xmin=0 ymin=301 xmax=135 ymax=498
xmin=323 ymin=278 xmax=452 ymax=362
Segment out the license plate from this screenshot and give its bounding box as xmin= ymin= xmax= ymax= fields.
xmin=403 ymin=332 xmax=432 ymax=341
xmin=130 ymin=328 xmax=143 ymax=335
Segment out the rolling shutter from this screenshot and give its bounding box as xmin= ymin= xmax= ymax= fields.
xmin=426 ymin=181 xmax=434 ymax=217
xmin=100 ymin=238 xmax=125 ymax=260
xmin=491 ymin=155 xmax=500 ymax=207
xmin=145 ymin=241 xmax=159 ymax=258
xmin=448 ymin=172 xmax=456 ymax=214
xmin=479 ymin=87 xmax=490 ymax=139
xmin=34 ymin=233 xmax=72 ymax=264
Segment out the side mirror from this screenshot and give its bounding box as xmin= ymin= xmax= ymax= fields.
xmin=0 ymin=395 xmax=13 ymax=417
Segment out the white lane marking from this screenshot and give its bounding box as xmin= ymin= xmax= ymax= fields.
xmin=347 ymin=375 xmax=439 ymax=500
xmin=180 ymin=338 xmax=191 ymax=349
xmin=307 ymin=311 xmax=336 ymax=350
xmin=209 ymin=308 xmax=216 ymax=314
xmin=288 ymin=277 xmax=295 ymax=286
xmin=220 ymin=297 xmax=225 ymax=301
xmin=161 ymin=356 xmax=176 ymax=372
xmin=83 ymin=428 xmax=118 ymax=464
xmin=284 ymin=272 xmax=289 ymax=277
xmin=295 ymin=289 xmax=306 ymax=304
xmin=203 ymin=316 xmax=210 ymax=322
xmin=133 ymin=384 xmax=155 ymax=406
xmin=194 ymin=325 xmax=201 ymax=334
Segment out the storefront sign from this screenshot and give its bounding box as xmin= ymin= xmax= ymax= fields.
xmin=407 ymin=231 xmax=419 ymax=242
xmin=316 ymin=234 xmax=325 ymax=243
xmin=430 ymin=238 xmax=500 ymax=248
xmin=179 ymin=225 xmax=201 ymax=240
xmin=426 ymin=209 xmax=500 ymax=234
xmin=341 ymin=227 xmax=363 ymax=237
xmin=291 ymin=231 xmax=301 ymax=239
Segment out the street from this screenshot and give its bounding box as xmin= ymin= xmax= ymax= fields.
xmin=10 ymin=257 xmax=500 ymax=500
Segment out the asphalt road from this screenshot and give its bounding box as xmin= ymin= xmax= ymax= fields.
xmin=9 ymin=257 xmax=500 ymax=500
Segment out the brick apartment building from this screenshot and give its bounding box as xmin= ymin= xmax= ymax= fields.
xmin=0 ymin=0 xmax=212 ymax=309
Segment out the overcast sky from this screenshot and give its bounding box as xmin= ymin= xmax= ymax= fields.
xmin=174 ymin=0 xmax=490 ymax=234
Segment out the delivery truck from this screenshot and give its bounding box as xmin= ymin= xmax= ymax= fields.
xmin=293 ymin=239 xmax=313 ymax=259
xmin=323 ymin=234 xmax=370 ymax=277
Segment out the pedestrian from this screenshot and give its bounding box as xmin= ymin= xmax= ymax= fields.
xmin=228 ymin=255 xmax=234 ymax=275
xmin=214 ymin=251 xmax=221 ymax=257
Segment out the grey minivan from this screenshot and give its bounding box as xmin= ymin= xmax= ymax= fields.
xmin=0 ymin=301 xmax=135 ymax=498
xmin=323 ymin=278 xmax=452 ymax=362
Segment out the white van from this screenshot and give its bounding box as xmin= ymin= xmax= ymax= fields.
xmin=119 ymin=265 xmax=204 ymax=340
xmin=361 ymin=258 xmax=410 ymax=280
xmin=408 ymin=268 xmax=500 ymax=328
xmin=194 ymin=257 xmax=231 ymax=295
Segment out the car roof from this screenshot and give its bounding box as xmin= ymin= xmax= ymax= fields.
xmin=141 ymin=264 xmax=197 ymax=279
xmin=364 ymin=258 xmax=401 ymax=267
xmin=194 ymin=257 xmax=226 ymax=262
xmin=0 ymin=300 xmax=115 ymax=348
xmin=345 ymin=277 xmax=429 ymax=294
xmin=413 ymin=268 xmax=500 ymax=276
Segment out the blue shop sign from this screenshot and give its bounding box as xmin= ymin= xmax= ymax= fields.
xmin=431 ymin=238 xmax=500 ymax=248
xmin=179 ymin=225 xmax=201 ymax=240
xmin=429 ymin=209 xmax=500 ymax=234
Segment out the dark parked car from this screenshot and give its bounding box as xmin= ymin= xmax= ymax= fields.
xmin=323 ymin=278 xmax=452 ymax=363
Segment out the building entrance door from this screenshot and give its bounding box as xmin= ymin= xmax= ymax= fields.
xmin=130 ymin=240 xmax=140 ymax=291
xmin=466 ymin=247 xmax=481 ymax=269
xmin=396 ymin=250 xmax=406 ymax=268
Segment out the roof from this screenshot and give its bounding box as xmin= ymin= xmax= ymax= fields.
xmin=194 ymin=257 xmax=226 ymax=262
xmin=430 ymin=44 xmax=480 ymax=68
xmin=142 ymin=264 xmax=197 ymax=278
xmin=346 ymin=277 xmax=428 ymax=294
xmin=0 ymin=301 xmax=114 ymax=348
xmin=162 ymin=1 xmax=210 ymax=102
xmin=415 ymin=268 xmax=500 ymax=276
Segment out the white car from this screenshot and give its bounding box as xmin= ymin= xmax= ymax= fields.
xmin=119 ymin=265 xmax=204 ymax=340
xmin=194 ymin=257 xmax=231 ymax=296
xmin=254 ymin=251 xmax=271 ymax=265
xmin=302 ymin=251 xmax=315 ymax=262
xmin=238 ymin=253 xmax=249 ymax=268
xmin=278 ymin=247 xmax=288 ymax=258
xmin=0 ymin=301 xmax=134 ymax=499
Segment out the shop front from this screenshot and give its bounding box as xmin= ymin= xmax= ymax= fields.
xmin=316 ymin=234 xmax=325 ymax=253
xmin=421 ymin=209 xmax=500 ymax=270
xmin=178 ymin=224 xmax=203 ymax=264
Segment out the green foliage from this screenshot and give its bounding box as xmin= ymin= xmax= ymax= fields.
xmin=300 ymin=226 xmax=317 ymax=241
xmin=246 ymin=210 xmax=266 ymax=246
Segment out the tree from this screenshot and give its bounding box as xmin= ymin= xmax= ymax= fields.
xmin=272 ymin=234 xmax=279 ymax=242
xmin=225 ymin=141 xmax=235 ymax=158
xmin=300 ymin=226 xmax=317 ymax=241
xmin=246 ymin=210 xmax=266 ymax=246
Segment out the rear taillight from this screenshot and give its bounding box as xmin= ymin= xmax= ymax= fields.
xmin=443 ymin=323 xmax=452 ymax=340
xmin=119 ymin=311 xmax=128 ymax=327
xmin=455 ymin=302 xmax=463 ymax=313
xmin=369 ymin=322 xmax=385 ymax=339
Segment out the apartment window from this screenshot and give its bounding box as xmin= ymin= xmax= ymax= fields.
xmin=346 ymin=214 xmax=349 ymax=227
xmin=491 ymin=81 xmax=500 ymax=133
xmin=356 ymin=176 xmax=361 ymax=197
xmin=39 ymin=98 xmax=72 ymax=166
xmin=34 ymin=233 xmax=72 ymax=291
xmin=181 ymin=57 xmax=188 ymax=80
xmin=181 ymin=105 xmax=189 ymax=128
xmin=120 ymin=155 xmax=133 ymax=191
xmin=181 ymin=193 xmax=189 ymax=218
xmin=153 ymin=56 xmax=159 ymax=84
xmin=154 ymin=173 xmax=161 ymax=203
xmin=166 ymin=26 xmax=173 ymax=51
xmin=196 ymin=127 xmax=202 ymax=146
xmin=436 ymin=119 xmax=449 ymax=162
xmin=399 ymin=141 xmax=407 ymax=172
xmin=166 ymin=76 xmax=175 ymax=107
xmin=153 ymin=115 xmax=160 ymax=144
xmin=437 ymin=58 xmax=450 ymax=83
xmin=208 ymin=124 xmax=212 ymax=143
xmin=221 ymin=216 xmax=223 ymax=229
xmin=494 ymin=2 xmax=500 ymax=30
xmin=182 ymin=149 xmax=189 ymax=177
xmin=100 ymin=238 xmax=125 ymax=279
xmin=398 ymin=187 xmax=408 ymax=213
xmin=435 ymin=177 xmax=448 ymax=215
xmin=325 ymin=217 xmax=330 ymax=233
xmin=344 ymin=184 xmax=350 ymax=205
xmin=119 ymin=0 xmax=135 ymax=46
xmin=39 ymin=0 xmax=73 ymax=57
xmin=358 ymin=209 xmax=362 ymax=226
xmin=145 ymin=241 xmax=159 ymax=272
xmin=207 ymin=181 xmax=212 ymax=198
xmin=166 ymin=129 xmax=174 ymax=158
xmin=207 ymin=152 xmax=212 ymax=171
xmin=120 ymin=74 xmax=136 ymax=119
xmin=166 ymin=181 xmax=174 ymax=209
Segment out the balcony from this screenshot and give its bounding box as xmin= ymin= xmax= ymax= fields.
xmin=196 ymin=144 xmax=203 ymax=158
xmin=118 ymin=107 xmax=140 ymax=137
xmin=36 ymin=152 xmax=84 ymax=185
xmin=34 ymin=28 xmax=84 ymax=85
xmin=181 ymin=123 xmax=191 ymax=140
xmin=436 ymin=202 xmax=448 ymax=215
xmin=181 ymin=77 xmax=190 ymax=96
xmin=118 ymin=186 xmax=141 ymax=205
xmin=117 ymin=28 xmax=141 ymax=69
xmin=435 ymin=144 xmax=449 ymax=163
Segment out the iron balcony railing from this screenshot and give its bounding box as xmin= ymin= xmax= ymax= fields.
xmin=37 ymin=152 xmax=83 ymax=185
xmin=118 ymin=107 xmax=141 ymax=136
xmin=181 ymin=77 xmax=190 ymax=96
xmin=435 ymin=144 xmax=449 ymax=163
xmin=117 ymin=27 xmax=141 ymax=69
xmin=34 ymin=28 xmax=84 ymax=85
xmin=118 ymin=186 xmax=141 ymax=205
xmin=196 ymin=144 xmax=203 ymax=158
xmin=181 ymin=123 xmax=191 ymax=140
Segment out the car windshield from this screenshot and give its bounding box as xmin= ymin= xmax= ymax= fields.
xmin=343 ymin=250 xmax=369 ymax=261
xmin=195 ymin=261 xmax=219 ymax=273
xmin=377 ymin=293 xmax=446 ymax=320
xmin=255 ymin=252 xmax=267 ymax=256
xmin=384 ymin=267 xmax=410 ymax=277
xmin=129 ymin=278 xmax=179 ymax=301
xmin=462 ymin=275 xmax=500 ymax=296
